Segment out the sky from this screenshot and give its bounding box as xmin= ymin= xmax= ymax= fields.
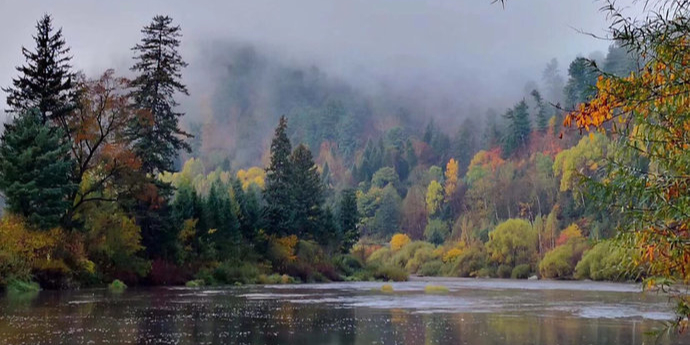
xmin=0 ymin=0 xmax=634 ymax=120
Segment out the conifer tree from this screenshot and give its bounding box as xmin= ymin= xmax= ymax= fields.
xmin=502 ymin=100 xmax=531 ymax=157
xmin=128 ymin=15 xmax=190 ymax=176
xmin=264 ymin=116 xmax=295 ymax=236
xmin=4 ymin=14 xmax=76 ymax=125
xmin=530 ymin=89 xmax=549 ymax=133
xmin=338 ymin=188 xmax=359 ymax=252
xmin=0 ymin=110 xmax=76 ymax=229
xmin=290 ymin=144 xmax=324 ymax=240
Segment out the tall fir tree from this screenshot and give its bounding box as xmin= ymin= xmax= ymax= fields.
xmin=530 ymin=89 xmax=549 ymax=133
xmin=264 ymin=116 xmax=295 ymax=236
xmin=0 ymin=110 xmax=76 ymax=229
xmin=338 ymin=188 xmax=359 ymax=252
xmin=290 ymin=144 xmax=324 ymax=240
xmin=502 ymin=100 xmax=531 ymax=157
xmin=128 ymin=15 xmax=191 ymax=176
xmin=3 ymin=14 xmax=76 ymax=125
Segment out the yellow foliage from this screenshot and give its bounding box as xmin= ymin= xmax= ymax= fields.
xmin=443 ymin=248 xmax=464 ymax=263
xmin=0 ymin=215 xmax=63 ymax=282
xmin=444 ymin=158 xmax=460 ymax=202
xmin=390 ymin=233 xmax=411 ymax=251
xmin=237 ymin=167 xmax=266 ymax=190
xmin=556 ymin=223 xmax=583 ymax=246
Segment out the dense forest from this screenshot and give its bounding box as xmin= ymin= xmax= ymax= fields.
xmin=0 ymin=2 xmax=688 ymax=326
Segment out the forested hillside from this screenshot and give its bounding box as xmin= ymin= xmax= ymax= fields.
xmin=0 ymin=10 xmax=660 ymax=292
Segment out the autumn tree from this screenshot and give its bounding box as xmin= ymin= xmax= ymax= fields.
xmin=563 ymin=0 xmax=690 ymax=325
xmin=3 ymin=14 xmax=76 ymax=125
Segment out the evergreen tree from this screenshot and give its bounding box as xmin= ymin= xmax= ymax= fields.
xmin=128 ymin=15 xmax=191 ymax=176
xmin=502 ymin=100 xmax=531 ymax=157
xmin=0 ymin=110 xmax=76 ymax=229
xmin=530 ymin=89 xmax=549 ymax=132
xmin=3 ymin=15 xmax=76 ymax=125
xmin=264 ymin=116 xmax=295 ymax=236
xmin=452 ymin=118 xmax=478 ymax=176
xmin=205 ymin=182 xmax=240 ymax=259
xmin=564 ymin=57 xmax=599 ymax=110
xmin=290 ymin=144 xmax=324 ymax=240
xmin=338 ymin=188 xmax=359 ymax=252
xmin=542 ymin=58 xmax=565 ymax=106
xmin=373 ymin=184 xmax=402 ymax=237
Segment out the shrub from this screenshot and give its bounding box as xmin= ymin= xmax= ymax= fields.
xmin=390 ymin=234 xmax=411 ymax=251
xmin=442 ymin=247 xmax=464 ymax=263
xmin=424 ymin=219 xmax=450 ymax=245
xmin=511 ymin=264 xmax=531 ymax=279
xmin=6 ymin=279 xmax=40 ymax=294
xmin=213 ymin=261 xmax=260 ymax=285
xmin=575 ymin=241 xmax=638 ymax=281
xmin=424 ymin=285 xmax=449 ymax=294
xmin=381 ymin=284 xmax=394 ymax=293
xmin=367 ymin=247 xmax=392 ymax=265
xmin=391 ymin=241 xmax=434 ymax=270
xmin=333 ymin=254 xmax=363 ymax=277
xmin=109 ymin=279 xmax=127 ymax=291
xmin=539 ymin=238 xmax=589 ymax=279
xmin=374 ymin=264 xmax=408 ymax=281
xmin=446 ymin=245 xmax=488 ymax=277
xmin=556 ymin=223 xmax=583 ymax=246
xmin=418 ymin=260 xmax=443 ymax=276
xmin=185 ymin=279 xmax=205 ymax=287
xmin=486 ymin=219 xmax=538 ymax=267
xmin=497 ymin=264 xmax=513 ymax=278
xmin=405 ymin=245 xmax=439 ymax=273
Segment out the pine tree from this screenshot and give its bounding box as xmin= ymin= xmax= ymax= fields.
xmin=128 ymin=15 xmax=191 ymax=176
xmin=3 ymin=14 xmax=76 ymax=125
xmin=338 ymin=188 xmax=359 ymax=252
xmin=502 ymin=100 xmax=531 ymax=157
xmin=0 ymin=110 xmax=76 ymax=229
xmin=290 ymin=144 xmax=324 ymax=240
xmin=205 ymin=182 xmax=240 ymax=260
xmin=530 ymin=89 xmax=549 ymax=133
xmin=264 ymin=116 xmax=295 ymax=236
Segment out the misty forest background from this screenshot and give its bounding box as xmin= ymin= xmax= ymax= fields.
xmin=0 ymin=11 xmax=647 ymax=290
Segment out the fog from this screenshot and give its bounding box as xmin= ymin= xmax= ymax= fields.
xmin=0 ymin=1 xmax=617 ymax=110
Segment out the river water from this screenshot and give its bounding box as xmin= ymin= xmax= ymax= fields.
xmin=1 ymin=277 xmax=688 ymax=345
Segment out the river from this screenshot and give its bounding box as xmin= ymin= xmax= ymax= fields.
xmin=1 ymin=277 xmax=688 ymax=344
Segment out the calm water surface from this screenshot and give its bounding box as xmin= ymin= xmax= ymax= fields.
xmin=1 ymin=277 xmax=688 ymax=345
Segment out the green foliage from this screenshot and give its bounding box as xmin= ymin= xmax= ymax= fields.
xmin=185 ymin=279 xmax=205 ymax=287
xmin=497 ymin=264 xmax=513 ymax=278
xmin=446 ymin=245 xmax=488 ymax=277
xmin=338 ymin=189 xmax=359 ymax=252
xmin=502 ymin=100 xmax=531 ymax=157
xmin=564 ymin=57 xmax=599 ymax=110
xmin=575 ymin=241 xmax=638 ymax=281
xmin=486 ymin=219 xmax=538 ymax=268
xmin=128 ymin=15 xmax=190 ymax=175
xmin=108 ymin=279 xmax=127 ymax=292
xmin=6 ymin=279 xmax=40 ymax=294
xmin=511 ymin=264 xmax=532 ymax=279
xmin=374 ymin=265 xmax=408 ymax=282
xmin=418 ymin=260 xmax=443 ymax=276
xmin=0 ymin=110 xmax=76 ymax=229
xmin=210 ymin=261 xmax=261 ymax=285
xmin=264 ymin=116 xmax=294 ymax=236
xmin=4 ymin=14 xmax=76 ymax=123
xmin=371 ymin=167 xmax=400 ymax=189
xmin=539 ymin=238 xmax=589 ymax=279
xmin=290 ymin=144 xmax=324 ymax=241
xmin=424 ymin=219 xmax=449 ymax=245
xmin=372 ymin=184 xmax=402 ymax=238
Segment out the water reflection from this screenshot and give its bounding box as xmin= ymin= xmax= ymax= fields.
xmin=0 ymin=278 xmax=687 ymax=345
